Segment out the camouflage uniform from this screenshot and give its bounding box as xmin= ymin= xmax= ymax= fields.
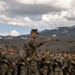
xmin=0 ymin=49 xmax=9 ymax=75
xmin=70 ymin=53 xmax=75 ymax=75
xmin=25 ymin=29 xmax=50 ymax=75
xmin=0 ymin=50 xmax=2 ymax=75
xmin=26 ymin=37 xmax=44 ymax=57
xmin=11 ymin=50 xmax=18 ymax=75
xmin=63 ymin=53 xmax=71 ymax=75
xmin=30 ymin=53 xmax=40 ymax=75
xmin=6 ymin=51 xmax=13 ymax=75
xmin=36 ymin=51 xmax=44 ymax=75
xmin=17 ymin=50 xmax=21 ymax=75
xmin=19 ymin=50 xmax=27 ymax=75
xmin=42 ymin=51 xmax=53 ymax=75
xmin=53 ymin=52 xmax=64 ymax=75
xmin=25 ymin=37 xmax=45 ymax=75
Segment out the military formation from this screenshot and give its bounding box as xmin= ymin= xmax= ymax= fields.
xmin=0 ymin=47 xmax=75 ymax=75
xmin=0 ymin=29 xmax=75 ymax=75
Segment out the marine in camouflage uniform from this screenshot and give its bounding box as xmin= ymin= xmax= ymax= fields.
xmin=1 ymin=50 xmax=14 ymax=75
xmin=17 ymin=50 xmax=21 ymax=75
xmin=50 ymin=52 xmax=55 ymax=74
xmin=70 ymin=53 xmax=75 ymax=75
xmin=0 ymin=47 xmax=9 ymax=75
xmin=29 ymin=51 xmax=40 ymax=75
xmin=6 ymin=50 xmax=14 ymax=75
xmin=0 ymin=49 xmax=2 ymax=75
xmin=10 ymin=47 xmax=18 ymax=75
xmin=41 ymin=50 xmax=53 ymax=75
xmin=62 ymin=52 xmax=71 ymax=75
xmin=53 ymin=51 xmax=64 ymax=75
xmin=25 ymin=29 xmax=50 ymax=75
xmin=19 ymin=50 xmax=27 ymax=75
xmin=36 ymin=51 xmax=44 ymax=75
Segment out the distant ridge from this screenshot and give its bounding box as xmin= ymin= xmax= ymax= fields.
xmin=0 ymin=25 xmax=75 ymax=39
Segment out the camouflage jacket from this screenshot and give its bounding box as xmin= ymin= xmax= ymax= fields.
xmin=26 ymin=37 xmax=44 ymax=57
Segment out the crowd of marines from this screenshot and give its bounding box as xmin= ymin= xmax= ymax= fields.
xmin=0 ymin=45 xmax=75 ymax=75
xmin=0 ymin=29 xmax=75 ymax=75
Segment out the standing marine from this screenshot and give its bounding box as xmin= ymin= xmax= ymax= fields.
xmin=24 ymin=29 xmax=51 ymax=75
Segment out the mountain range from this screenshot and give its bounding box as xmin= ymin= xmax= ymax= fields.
xmin=0 ymin=25 xmax=75 ymax=39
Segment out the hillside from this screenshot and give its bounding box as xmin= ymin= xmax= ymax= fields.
xmin=39 ymin=26 xmax=75 ymax=37
xmin=0 ymin=37 xmax=75 ymax=52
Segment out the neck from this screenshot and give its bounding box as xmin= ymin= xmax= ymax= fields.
xmin=30 ymin=35 xmax=36 ymax=39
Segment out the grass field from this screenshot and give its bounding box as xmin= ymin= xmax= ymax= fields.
xmin=0 ymin=36 xmax=75 ymax=52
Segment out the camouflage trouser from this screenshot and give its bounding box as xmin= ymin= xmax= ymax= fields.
xmin=0 ymin=64 xmax=8 ymax=75
xmin=71 ymin=71 xmax=75 ymax=75
xmin=42 ymin=66 xmax=53 ymax=75
xmin=29 ymin=61 xmax=39 ymax=75
xmin=12 ymin=66 xmax=18 ymax=75
xmin=29 ymin=67 xmax=39 ymax=75
xmin=63 ymin=69 xmax=69 ymax=75
xmin=7 ymin=66 xmax=13 ymax=75
xmin=20 ymin=66 xmax=27 ymax=75
xmin=71 ymin=68 xmax=75 ymax=75
xmin=54 ymin=70 xmax=63 ymax=75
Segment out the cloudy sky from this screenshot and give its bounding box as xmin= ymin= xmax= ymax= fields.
xmin=0 ymin=0 xmax=75 ymax=36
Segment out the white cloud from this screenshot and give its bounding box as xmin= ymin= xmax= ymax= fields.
xmin=0 ymin=14 xmax=41 ymax=28
xmin=17 ymin=0 xmax=35 ymax=4
xmin=51 ymin=0 xmax=73 ymax=9
xmin=0 ymin=1 xmax=9 ymax=12
xmin=65 ymin=8 xmax=75 ymax=20
xmin=17 ymin=0 xmax=73 ymax=9
xmin=0 ymin=30 xmax=20 ymax=36
xmin=0 ymin=10 xmax=75 ymax=29
xmin=41 ymin=11 xmax=75 ymax=28
xmin=0 ymin=0 xmax=75 ymax=31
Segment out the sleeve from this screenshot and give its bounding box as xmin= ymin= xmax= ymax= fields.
xmin=35 ymin=42 xmax=45 ymax=48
